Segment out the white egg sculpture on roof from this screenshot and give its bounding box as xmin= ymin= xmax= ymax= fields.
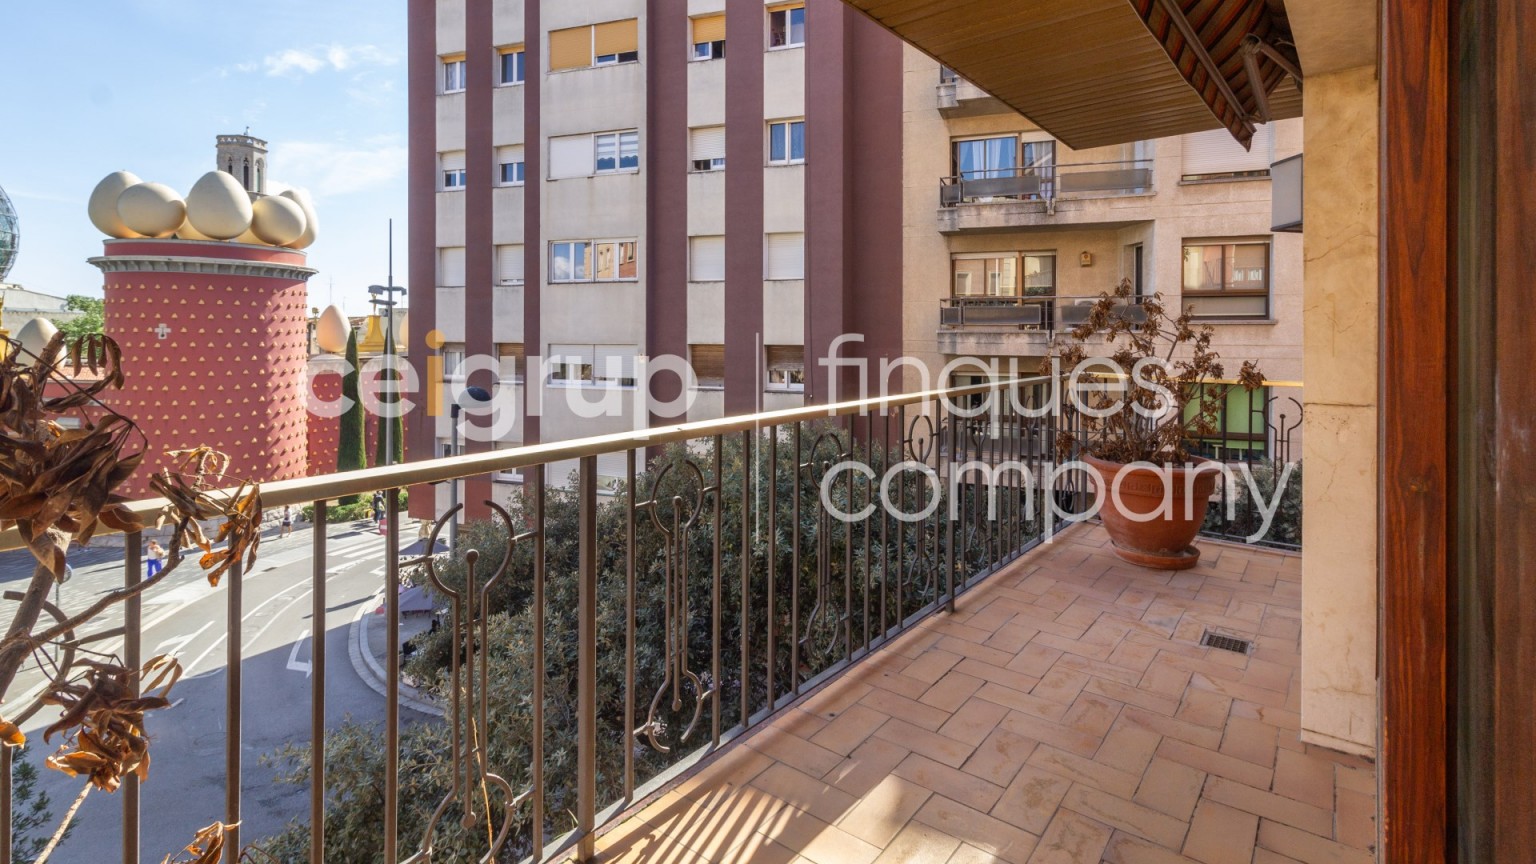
xmin=88 ymin=171 xmax=143 ymax=238
xmin=15 ymin=317 xmax=59 ymax=357
xmin=250 ymin=195 xmax=307 ymax=246
xmin=176 ymin=217 xmax=214 ymax=241
xmin=278 ymin=188 xmax=318 ymax=249
xmin=315 ymin=305 xmax=350 ymax=354
xmin=185 ymin=171 xmax=254 ymax=240
xmin=116 ymin=182 xmax=186 ymax=239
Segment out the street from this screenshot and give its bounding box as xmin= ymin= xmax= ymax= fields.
xmin=2 ymin=521 xmax=432 ymax=860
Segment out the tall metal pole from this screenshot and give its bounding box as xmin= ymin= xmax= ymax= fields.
xmin=448 ymin=403 xmax=460 ymax=551
xmin=383 ymin=219 xmax=395 ymax=468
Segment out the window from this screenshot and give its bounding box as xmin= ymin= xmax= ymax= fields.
xmin=691 ymin=13 xmax=726 ymax=60
xmin=443 ymin=346 xmax=466 ymax=379
xmin=1023 ymin=253 xmax=1056 ymax=296
xmin=769 ymin=4 xmax=806 ymax=48
xmin=551 ymin=240 xmax=638 ymax=282
xmin=551 ymin=20 xmax=640 ymax=71
xmin=953 ymin=136 xmax=1017 ymax=180
xmin=1127 ymin=244 xmax=1145 ymax=301
xmin=441 ymin=55 xmax=466 ymax=93
xmin=438 ymin=247 xmax=466 ymax=287
xmin=939 ymin=65 xmax=959 ymax=84
xmin=765 ymin=233 xmax=805 ymax=280
xmin=548 ymin=344 xmax=637 ymax=387
xmin=768 ymin=120 xmax=805 ymax=165
xmin=497 ymin=343 xmax=526 ymax=382
xmin=496 ymin=244 xmax=525 ymax=285
xmin=497 ymin=145 xmax=525 ymax=185
xmin=765 ymin=345 xmax=805 ymax=391
xmin=690 ymin=235 xmax=725 ymax=281
xmin=550 ymin=132 xmax=639 ymax=178
xmin=594 ymin=131 xmax=640 ymax=173
xmin=498 ymin=46 xmax=525 ymax=85
xmin=689 ymin=344 xmax=725 ymax=388
xmin=1181 ymin=125 xmax=1275 ymax=181
xmin=1185 ymin=384 xmax=1271 ymax=460
xmin=952 ymin=255 xmax=1018 ymax=297
xmin=690 ymin=126 xmax=726 ymax=172
xmin=1181 ymin=240 xmax=1271 ymax=319
xmin=440 ymin=151 xmax=467 ymax=190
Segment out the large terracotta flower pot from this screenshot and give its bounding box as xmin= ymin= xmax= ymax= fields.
xmin=1083 ymin=453 xmax=1218 ymax=570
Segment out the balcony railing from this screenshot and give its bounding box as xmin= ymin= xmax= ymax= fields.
xmin=939 ymin=160 xmax=1154 ymax=206
xmin=940 ymin=296 xmax=1149 ymax=332
xmin=0 ymin=376 xmax=1087 ymax=863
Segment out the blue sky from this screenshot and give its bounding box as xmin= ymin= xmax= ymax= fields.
xmin=0 ymin=0 xmax=407 ymax=316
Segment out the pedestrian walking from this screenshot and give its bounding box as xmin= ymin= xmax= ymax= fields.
xmin=146 ymin=540 xmax=165 ymax=578
xmin=373 ymin=491 xmax=387 ymax=535
xmin=281 ymin=505 xmax=293 ymax=538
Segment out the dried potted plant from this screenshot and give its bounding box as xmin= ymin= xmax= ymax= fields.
xmin=1046 ymin=280 xmax=1264 ymax=569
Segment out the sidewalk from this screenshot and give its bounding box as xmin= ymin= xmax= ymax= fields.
xmin=348 ymin=588 xmax=444 ymax=717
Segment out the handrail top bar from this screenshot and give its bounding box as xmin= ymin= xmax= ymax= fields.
xmin=0 ymin=376 xmax=1051 ymax=552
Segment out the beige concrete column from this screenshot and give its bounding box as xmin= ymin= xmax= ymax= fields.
xmin=1299 ymin=64 xmax=1380 ymax=757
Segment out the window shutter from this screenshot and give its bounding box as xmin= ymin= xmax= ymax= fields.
xmin=689 ymin=344 xmax=725 ymax=387
xmin=496 ymin=343 xmax=525 ymax=380
xmin=550 ymin=343 xmax=594 ymax=367
xmin=438 ymin=247 xmax=466 ymax=287
xmin=549 ymin=26 xmax=592 ymax=70
xmin=690 ymin=126 xmax=725 ymax=162
xmin=549 ymin=135 xmax=592 ymax=179
xmin=593 ymin=19 xmax=638 ymax=56
xmin=1181 ymin=125 xmax=1275 ymax=177
xmin=594 ymin=344 xmax=637 ymax=380
xmin=690 ymin=235 xmax=725 ymax=281
xmin=440 ymin=150 xmax=466 ymax=171
xmin=765 ymin=233 xmax=805 ymax=280
xmin=498 ymin=43 xmax=524 ymax=56
xmin=496 ymin=144 xmax=524 ymax=165
xmin=496 ymin=244 xmax=525 ymax=284
xmin=765 ymin=345 xmax=804 ymax=372
xmin=692 ymin=14 xmax=725 ymax=44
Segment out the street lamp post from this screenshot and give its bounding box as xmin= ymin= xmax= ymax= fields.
xmin=369 ymin=218 xmax=407 ymax=469
xmin=447 ymin=386 xmax=492 ymax=551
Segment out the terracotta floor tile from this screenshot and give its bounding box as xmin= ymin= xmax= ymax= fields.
xmin=1104 ymin=831 xmax=1203 ymax=864
xmin=991 ymin=763 xmax=1073 ymax=835
xmin=957 ymin=657 xmax=1048 ymax=699
xmin=745 ymin=726 xmax=846 ymax=779
xmin=872 ymin=821 xmax=964 ymax=864
xmin=1201 ymin=776 xmax=1332 ymax=837
xmin=913 ymin=794 xmax=1042 ymax=864
xmin=1025 ymin=808 xmax=1114 ymax=864
xmin=1156 ymin=738 xmax=1273 ymax=790
xmin=809 ymin=703 xmax=891 ymax=756
xmin=978 ymin=682 xmax=1072 ymax=724
xmin=939 ymin=696 xmax=1012 ymax=747
xmin=835 ymin=773 xmax=933 ymax=848
xmin=999 ymin=711 xmax=1103 ymax=758
xmin=754 ymin=804 xmax=882 ymax=864
xmin=749 ymin=762 xmax=859 ymax=818
xmin=1334 ymin=787 xmax=1377 ymax=851
xmin=1257 ymin=819 xmax=1373 ymax=864
xmin=874 ymin=717 xmax=978 ymax=768
xmin=1182 ymin=799 xmax=1257 ymax=864
xmin=1271 ymin=748 xmax=1335 ymax=809
xmin=962 ymin=725 xmax=1040 ymax=787
xmin=1027 ymin=745 xmax=1142 ymax=799
xmin=1062 ymin=784 xmax=1190 ymax=849
xmin=922 ymin=670 xmax=988 ymax=713
xmin=906 ymin=648 xmax=967 ymax=685
xmin=1120 ymin=706 xmax=1224 ymax=751
xmin=1085 ymin=676 xmax=1182 ymax=717
xmin=1094 ymin=722 xmax=1163 ymax=777
xmin=824 ymin=736 xmax=912 ymax=797
xmin=1218 ymin=715 xmax=1279 ymax=769
xmin=1132 ymin=758 xmax=1206 ymax=822
xmin=861 ymin=684 xmax=956 ymax=731
xmin=895 ymin=752 xmax=1007 ymax=812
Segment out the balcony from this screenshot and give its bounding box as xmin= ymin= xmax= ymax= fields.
xmin=0 ymin=375 xmax=1321 ymax=862
xmin=937 ymin=296 xmax=1149 ymax=358
xmin=938 ymin=162 xmax=1156 ymax=234
xmin=936 ymin=76 xmax=1012 ymax=119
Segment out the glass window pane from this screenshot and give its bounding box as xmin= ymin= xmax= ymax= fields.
xmin=594 ymin=243 xmax=615 ymax=279
xmin=770 ymin=10 xmax=786 ymax=46
xmin=952 ymin=259 xmax=983 ymax=296
xmin=955 ymin=140 xmax=982 ymax=179
xmin=790 ymin=7 xmax=806 ymax=44
xmin=620 ymin=131 xmax=639 ymax=169
xmin=1182 ymin=245 xmax=1224 ymax=291
xmin=770 ymin=124 xmax=786 ymax=162
xmin=1024 ymin=255 xmax=1054 ymax=295
xmin=1230 ymin=244 xmax=1268 ymax=291
xmin=572 ymin=243 xmax=588 ymax=280
xmin=985 ymin=137 xmax=1017 ymax=173
xmin=790 ymin=121 xmax=805 ymax=161
xmin=617 ymin=241 xmax=638 ymax=278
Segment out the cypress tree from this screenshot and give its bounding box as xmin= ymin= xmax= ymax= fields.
xmin=338 ymin=328 xmax=366 ymax=503
xmin=374 ymin=370 xmax=404 ymax=466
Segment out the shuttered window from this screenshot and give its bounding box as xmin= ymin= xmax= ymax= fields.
xmin=689 ymin=344 xmax=725 ymax=388
xmin=496 ymin=145 xmax=525 ymax=185
xmin=1181 ymin=125 xmax=1275 ymax=180
xmin=496 ymin=244 xmax=525 ymax=285
xmin=692 ymin=14 xmax=725 ymax=44
xmin=594 ymin=344 xmax=638 ymax=384
xmin=690 ymin=126 xmax=725 ymax=171
xmin=549 ymin=26 xmax=593 ymax=71
xmin=549 ymin=343 xmax=594 ymax=382
xmin=549 ymin=135 xmax=592 ymax=179
xmin=438 ymin=247 xmax=466 ymax=287
xmin=441 ymin=150 xmax=467 ymax=190
xmin=765 ymin=345 xmax=805 ymax=391
xmin=593 ymin=19 xmax=639 ymax=63
xmin=497 ymin=343 xmax=525 ymax=381
xmin=690 ymin=236 xmax=725 ymax=281
xmin=765 ymin=232 xmax=805 ymax=280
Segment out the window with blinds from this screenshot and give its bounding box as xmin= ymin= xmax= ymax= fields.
xmin=765 ymin=345 xmax=805 ymax=391
xmin=496 ymin=343 xmax=525 ymax=382
xmin=765 ymin=233 xmax=805 ymax=280
xmin=689 ymin=344 xmax=725 ymax=388
xmin=594 ymin=344 xmax=638 ymax=385
xmin=1181 ymin=125 xmax=1275 ymax=180
xmin=497 ymin=45 xmax=525 ymax=85
xmin=440 ymin=151 xmax=467 ymax=190
xmin=549 ymin=135 xmax=592 ymax=179
xmin=441 ymin=54 xmax=466 ymax=92
xmin=496 ymin=244 xmax=524 ymax=285
xmin=690 ymin=126 xmax=725 ymax=171
xmin=691 ymin=14 xmax=725 ymax=60
xmin=550 ymin=20 xmax=639 ymax=71
xmin=690 ymin=236 xmax=725 ymax=281
xmin=438 ymin=247 xmax=466 ymax=287
xmin=1181 ymin=240 xmax=1271 ymax=319
xmin=547 ymin=343 xmax=636 ymax=387
xmin=496 ymin=145 xmax=525 ymax=186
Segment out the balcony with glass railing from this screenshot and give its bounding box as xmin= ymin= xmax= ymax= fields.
xmin=938 ymin=162 xmax=1157 ymax=233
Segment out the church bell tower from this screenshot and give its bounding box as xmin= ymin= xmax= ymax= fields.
xmin=215 ymin=130 xmax=268 ymax=194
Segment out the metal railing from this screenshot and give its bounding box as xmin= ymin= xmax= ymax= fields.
xmin=1195 ymin=389 xmax=1304 ymax=550
xmin=940 ymin=296 xmax=1149 ymax=332
xmin=940 ymin=159 xmax=1154 ymax=206
xmin=0 ymin=376 xmax=1080 ymax=863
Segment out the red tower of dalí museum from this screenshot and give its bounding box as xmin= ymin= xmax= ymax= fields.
xmin=85 ymin=133 xmax=320 ymax=496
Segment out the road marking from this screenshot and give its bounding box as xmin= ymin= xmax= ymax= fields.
xmin=287 ymin=637 xmax=311 ymax=677
xmin=155 ymin=621 xmax=214 ymax=657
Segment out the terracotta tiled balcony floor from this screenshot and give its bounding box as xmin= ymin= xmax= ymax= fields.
xmin=596 ymin=524 xmax=1378 ymax=864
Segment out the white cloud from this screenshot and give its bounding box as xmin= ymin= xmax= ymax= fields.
xmin=270 ymin=139 xmax=407 ymax=198
xmin=261 ymin=43 xmax=396 ymax=77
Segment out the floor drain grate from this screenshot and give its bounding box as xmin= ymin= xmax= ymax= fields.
xmin=1200 ymin=630 xmax=1253 ymax=654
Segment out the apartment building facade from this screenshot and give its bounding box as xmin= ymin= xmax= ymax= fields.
xmin=406 ymin=0 xmax=903 ymax=514
xmin=902 ymin=52 xmax=1305 ymax=461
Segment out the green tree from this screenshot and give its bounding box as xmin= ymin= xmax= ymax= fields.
xmin=51 ymin=295 xmax=104 ymax=341
xmin=373 ymin=366 xmax=404 ymax=467
xmin=337 ymin=328 xmax=367 ymax=504
xmin=12 ymin=746 xmax=68 ymax=863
